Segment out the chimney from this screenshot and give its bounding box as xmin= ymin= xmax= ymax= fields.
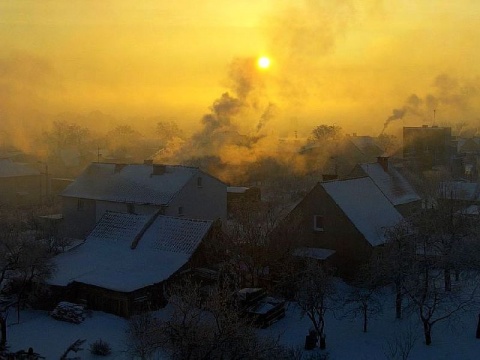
xmin=144 ymin=159 xmax=153 ymax=165
xmin=152 ymin=164 xmax=166 ymax=175
xmin=352 ymin=132 xmax=357 ymax=137
xmin=377 ymin=156 xmax=389 ymax=172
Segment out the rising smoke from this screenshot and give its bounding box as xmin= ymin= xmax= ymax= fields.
xmin=382 ymin=74 xmax=480 ymax=134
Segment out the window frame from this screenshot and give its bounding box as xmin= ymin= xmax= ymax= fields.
xmin=313 ymin=215 xmax=325 ymax=232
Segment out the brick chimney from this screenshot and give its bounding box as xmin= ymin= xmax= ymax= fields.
xmin=377 ymin=156 xmax=389 ymax=172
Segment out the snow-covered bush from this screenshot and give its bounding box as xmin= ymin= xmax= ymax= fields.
xmin=89 ymin=339 xmax=112 ymax=356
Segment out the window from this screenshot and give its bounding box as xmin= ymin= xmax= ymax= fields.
xmin=178 ymin=206 xmax=184 ymax=216
xmin=77 ymin=199 xmax=85 ymax=211
xmin=197 ymin=176 xmax=203 ymax=187
xmin=313 ymin=215 xmax=324 ymax=231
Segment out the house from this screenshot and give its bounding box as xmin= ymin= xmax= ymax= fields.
xmin=48 ymin=211 xmax=216 ymax=317
xmin=349 ymin=157 xmax=422 ymax=216
xmin=0 ymin=158 xmax=42 ymax=207
xmin=60 ymin=162 xmax=227 ymax=239
xmin=278 ymin=177 xmax=404 ymax=277
xmin=403 ymin=125 xmax=455 ymax=170
xmin=299 ymin=134 xmax=384 ymax=178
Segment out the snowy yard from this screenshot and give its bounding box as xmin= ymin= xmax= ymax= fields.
xmin=6 ymin=288 xmax=480 ymax=359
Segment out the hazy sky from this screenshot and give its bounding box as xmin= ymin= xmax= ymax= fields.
xmin=2 ymin=0 xmax=480 ymax=136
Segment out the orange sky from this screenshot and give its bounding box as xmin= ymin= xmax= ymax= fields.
xmin=2 ymin=0 xmax=480 ymax=137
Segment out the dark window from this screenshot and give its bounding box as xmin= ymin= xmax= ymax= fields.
xmin=313 ymin=215 xmax=324 ymax=231
xmin=178 ymin=206 xmax=184 ymax=216
xmin=197 ymin=176 xmax=203 ymax=187
xmin=77 ymin=199 xmax=85 ymax=211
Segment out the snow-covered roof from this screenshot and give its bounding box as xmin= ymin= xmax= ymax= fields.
xmin=0 ymin=159 xmax=40 ymax=177
xmin=227 ymin=186 xmax=249 ymax=194
xmin=359 ymin=163 xmax=421 ymax=205
xmin=61 ymin=162 xmax=200 ymax=205
xmin=322 ymin=177 xmax=404 ymax=246
xmin=49 ymin=211 xmax=213 ymax=292
xmin=440 ymin=181 xmax=480 ymax=201
xmin=293 ymin=247 xmax=336 ymax=260
xmin=348 ymin=136 xmax=382 ymax=155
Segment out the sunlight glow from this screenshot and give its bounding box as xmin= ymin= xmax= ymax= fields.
xmin=257 ymin=56 xmax=271 ymax=69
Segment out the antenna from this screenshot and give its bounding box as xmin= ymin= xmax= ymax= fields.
xmin=433 ymin=109 xmax=436 ymax=126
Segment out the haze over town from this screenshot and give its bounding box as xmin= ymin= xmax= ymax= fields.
xmin=2 ymin=1 xmax=480 ymax=151
xmin=3 ymin=1 xmax=480 ymax=359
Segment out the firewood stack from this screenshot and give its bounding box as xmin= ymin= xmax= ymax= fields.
xmin=50 ymin=302 xmax=86 ymax=324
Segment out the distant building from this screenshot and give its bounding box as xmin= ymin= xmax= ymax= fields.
xmin=0 ymin=158 xmax=42 ymax=206
xmin=60 ymin=162 xmax=227 ymax=239
xmin=403 ymin=125 xmax=454 ymax=170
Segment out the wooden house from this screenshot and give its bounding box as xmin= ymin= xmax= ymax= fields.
xmin=48 ymin=211 xmax=216 ymax=317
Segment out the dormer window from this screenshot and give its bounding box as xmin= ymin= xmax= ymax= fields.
xmin=313 ymin=215 xmax=324 ymax=232
xmin=197 ymin=176 xmax=203 ymax=187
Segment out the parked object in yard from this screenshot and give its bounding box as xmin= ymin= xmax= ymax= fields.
xmin=236 ymin=288 xmax=285 ymax=328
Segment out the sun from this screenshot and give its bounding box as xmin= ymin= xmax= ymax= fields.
xmin=257 ymin=56 xmax=271 ymax=70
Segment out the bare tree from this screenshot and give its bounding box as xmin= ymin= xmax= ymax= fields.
xmin=294 ymin=260 xmax=336 ymax=350
xmin=403 ymin=228 xmax=480 ymax=346
xmin=376 ymin=220 xmax=416 ymax=320
xmin=152 ymin=276 xmax=293 ymax=360
xmin=226 ymin=198 xmax=298 ymax=288
xmin=126 ymin=311 xmax=162 ymax=360
xmin=383 ymin=323 xmax=418 ymax=360
xmin=309 ymin=124 xmax=342 ymax=143
xmin=0 ymin=211 xmax=55 ymax=345
xmin=156 ymin=120 xmax=184 ymax=143
xmin=342 ymin=285 xmax=383 ymax=333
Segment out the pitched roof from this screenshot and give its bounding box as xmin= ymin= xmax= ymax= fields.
xmin=61 ymin=162 xmax=200 ymax=205
xmin=49 ymin=211 xmax=213 ymax=292
xmin=322 ymin=177 xmax=403 ymax=246
xmin=359 ymin=163 xmax=421 ymax=205
xmin=0 ymin=159 xmax=40 ymax=177
xmin=348 ymin=136 xmax=383 ymax=156
xmin=439 ymin=181 xmax=480 ymax=201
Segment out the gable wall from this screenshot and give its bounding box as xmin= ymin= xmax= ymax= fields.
xmin=167 ymin=172 xmax=227 ymax=224
xmin=281 ymin=184 xmax=373 ymax=276
xmin=61 ymin=196 xmax=97 ymax=239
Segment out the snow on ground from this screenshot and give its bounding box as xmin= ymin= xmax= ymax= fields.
xmin=7 ymin=309 xmax=129 ymax=359
xmin=6 ymin=286 xmax=480 ymax=359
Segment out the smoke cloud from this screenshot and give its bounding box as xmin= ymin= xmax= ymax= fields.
xmin=382 ymin=74 xmax=480 ymax=133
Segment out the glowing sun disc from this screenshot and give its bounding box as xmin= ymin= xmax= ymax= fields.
xmin=258 ymin=56 xmax=271 ymax=69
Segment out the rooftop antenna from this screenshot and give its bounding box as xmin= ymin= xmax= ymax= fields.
xmin=97 ymin=145 xmax=101 ymax=162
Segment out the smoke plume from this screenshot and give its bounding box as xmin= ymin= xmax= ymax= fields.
xmin=382 ymin=74 xmax=480 ymax=133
